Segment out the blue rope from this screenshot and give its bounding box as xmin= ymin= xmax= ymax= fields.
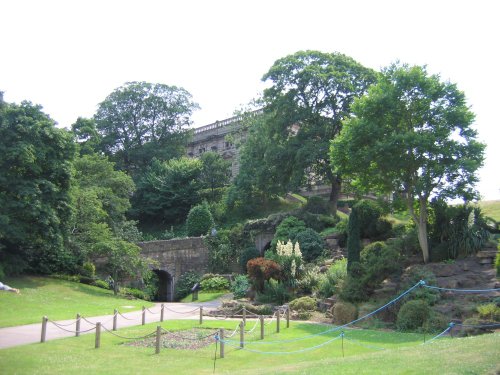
xmin=422 ymin=326 xmax=451 ymax=345
xmin=455 ymin=323 xmax=500 ymax=328
xmin=217 ymin=334 xmax=343 ymax=355
xmin=423 ymin=285 xmax=500 ymax=293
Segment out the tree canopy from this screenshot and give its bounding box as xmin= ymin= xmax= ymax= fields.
xmin=331 ymin=63 xmax=485 ymax=262
xmin=260 ymin=51 xmax=377 ymax=211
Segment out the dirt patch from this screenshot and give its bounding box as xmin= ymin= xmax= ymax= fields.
xmin=124 ymin=328 xmax=217 ymax=350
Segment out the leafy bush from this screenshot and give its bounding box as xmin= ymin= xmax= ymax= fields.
xmin=247 ymin=257 xmax=281 ymax=292
xmin=256 ymin=279 xmax=291 ymax=305
xmin=333 ymin=218 xmax=348 ymax=247
xmin=304 ymin=196 xmax=331 ymax=215
xmin=271 ymin=216 xmax=306 ymax=249
xmin=355 ymin=199 xmax=384 ymax=238
xmin=317 ymin=258 xmax=347 ymax=298
xmin=186 ymin=202 xmax=214 ymax=237
xmin=239 ymin=246 xmax=260 ymax=272
xmin=81 ymin=262 xmax=96 ymax=278
xmin=297 ymin=265 xmax=322 ymax=294
xmin=200 ymin=276 xmax=230 ymax=291
xmin=347 ymin=205 xmax=361 ymax=271
xmin=289 ymin=296 xmax=317 ymax=312
xmin=78 ymin=276 xmax=95 ymax=285
xmin=476 ymin=303 xmax=500 ymax=321
xmin=294 ymin=228 xmax=324 ymax=262
xmin=332 ymin=301 xmax=358 ymax=325
xmin=496 ymin=245 xmax=500 ymax=276
xmin=231 ymin=274 xmax=250 ymax=299
xmin=120 ymin=287 xmax=149 ymax=300
xmin=94 ymin=279 xmax=110 ymax=290
xmin=396 ymin=300 xmax=431 ymax=332
xmin=174 ymin=271 xmax=200 ymax=301
xmin=360 ymin=241 xmax=401 ymax=292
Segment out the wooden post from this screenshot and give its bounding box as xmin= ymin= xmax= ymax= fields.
xmin=41 ymin=316 xmax=48 ymax=343
xmin=199 ymin=306 xmax=203 ymax=325
xmin=276 ymin=310 xmax=280 ymax=333
xmin=113 ymin=309 xmax=117 ymax=331
xmin=243 ymin=307 xmax=246 ymax=327
xmin=260 ymin=315 xmax=264 ymax=340
xmin=142 ymin=306 xmax=146 ymax=325
xmin=160 ymin=304 xmax=164 ymax=322
xmin=341 ymin=331 xmax=344 ymax=358
xmin=286 ymin=306 xmax=290 ymax=328
xmin=95 ymin=322 xmax=101 ymax=349
xmin=219 ymin=328 xmax=225 ymax=359
xmin=76 ymin=313 xmax=81 ymax=337
xmin=155 ymin=326 xmax=161 ymax=354
xmin=239 ymin=321 xmax=244 ymax=348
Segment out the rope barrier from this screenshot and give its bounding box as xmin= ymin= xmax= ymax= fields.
xmin=225 ymin=322 xmax=242 ymax=338
xmin=160 ymin=327 xmax=219 ymax=341
xmin=80 ymin=316 xmax=98 ymax=326
xmin=455 ymin=322 xmax=500 ymax=328
xmin=48 ymin=319 xmax=96 ymax=333
xmin=423 ymin=285 xmax=500 ymax=293
xmin=422 ymin=326 xmax=452 ymax=344
xmin=101 ymin=325 xmax=156 ymax=340
xmin=163 ymin=306 xmax=201 ymax=314
xmin=117 ymin=311 xmax=136 ymax=321
xmin=146 ymin=307 xmax=161 ymax=315
xmin=245 ymin=319 xmax=260 ymax=334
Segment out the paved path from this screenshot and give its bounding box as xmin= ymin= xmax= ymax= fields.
xmin=0 ymin=300 xmax=223 ymax=349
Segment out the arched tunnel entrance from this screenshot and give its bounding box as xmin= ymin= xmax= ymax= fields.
xmin=153 ymin=270 xmax=174 ymax=302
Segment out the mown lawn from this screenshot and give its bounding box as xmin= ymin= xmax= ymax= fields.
xmin=0 ymin=319 xmax=498 ymax=374
xmin=181 ymin=291 xmax=229 ymax=303
xmin=0 ymin=276 xmax=153 ymax=328
xmin=476 ymin=200 xmax=500 ymax=222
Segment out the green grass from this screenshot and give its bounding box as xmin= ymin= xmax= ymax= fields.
xmin=0 ymin=276 xmax=153 ymax=328
xmin=476 ymin=200 xmax=500 ymax=222
xmin=0 ymin=319 xmax=498 ymax=374
xmin=181 ymin=291 xmax=229 ymax=303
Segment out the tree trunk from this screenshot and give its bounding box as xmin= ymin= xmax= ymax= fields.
xmin=407 ymin=195 xmax=430 ymax=263
xmin=329 ymin=175 xmax=342 ymax=216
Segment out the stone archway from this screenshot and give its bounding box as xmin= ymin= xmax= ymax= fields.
xmin=153 ymin=269 xmax=174 ymax=302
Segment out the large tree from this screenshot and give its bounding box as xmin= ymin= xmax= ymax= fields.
xmin=199 ymin=151 xmax=231 ymax=201
xmin=0 ymin=100 xmax=76 ymax=274
xmin=261 ymin=51 xmax=377 ymax=212
xmin=94 ymin=81 xmax=199 ymax=173
xmin=331 ymin=63 xmax=485 ymax=263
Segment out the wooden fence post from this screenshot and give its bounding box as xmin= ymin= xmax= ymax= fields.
xmin=142 ymin=306 xmax=146 ymax=325
xmin=199 ymin=306 xmax=203 ymax=325
xmin=220 ymin=328 xmax=225 ymax=359
xmin=95 ymin=322 xmax=101 ymax=349
xmin=76 ymin=313 xmax=81 ymax=337
xmin=276 ymin=309 xmax=280 ymax=333
xmin=243 ymin=307 xmax=246 ymax=327
xmin=286 ymin=305 xmax=290 ymax=328
xmin=260 ymin=315 xmax=264 ymax=340
xmin=239 ymin=321 xmax=245 ymax=348
xmin=41 ymin=316 xmax=48 ymax=343
xmin=113 ymin=309 xmax=118 ymax=331
xmin=160 ymin=304 xmax=164 ymax=322
xmin=155 ymin=326 xmax=161 ymax=354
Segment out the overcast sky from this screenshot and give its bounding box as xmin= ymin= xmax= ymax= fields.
xmin=1 ymin=0 xmax=498 ymax=200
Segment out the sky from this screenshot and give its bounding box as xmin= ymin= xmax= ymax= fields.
xmin=1 ymin=0 xmax=498 ymax=200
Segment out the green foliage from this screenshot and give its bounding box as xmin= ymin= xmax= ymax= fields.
xmin=0 ymin=100 xmax=76 ymax=275
xmin=265 ymin=240 xmax=303 ymax=287
xmin=174 ymin=271 xmax=200 ymax=301
xmin=347 ymin=206 xmax=361 ymax=271
xmin=400 ymin=266 xmax=440 ymax=305
xmin=231 ymin=274 xmax=250 ymax=299
xmin=271 ymin=216 xmax=306 ymax=249
xmin=119 ymin=287 xmax=149 ymax=301
xmin=360 ymin=241 xmax=401 ymax=292
xmin=293 ymin=228 xmax=325 ymax=262
xmin=332 ymin=301 xmax=358 ymax=325
xmin=247 ymin=257 xmax=281 ymax=293
xmin=289 ymin=296 xmax=317 ymax=312
xmin=297 ymin=265 xmax=322 ymax=295
xmin=256 ymin=278 xmax=291 ymax=305
xmin=186 ymin=202 xmax=214 ymax=237
xmin=303 ymin=196 xmax=330 ymax=215
xmin=199 ymin=152 xmax=231 ymax=202
xmin=317 ymin=258 xmax=348 ymax=298
xmin=80 ymin=262 xmax=96 ymax=278
xmin=204 ymin=225 xmax=249 ymax=273
xmin=199 ymin=275 xmax=229 ymax=291
xmin=333 ymin=218 xmax=349 ymax=247
xmin=476 ymin=303 xmax=500 ymax=321
xmin=239 ymin=246 xmax=260 ymax=273
xmin=496 ymin=245 xmax=500 ymax=276
xmin=93 ymin=279 xmax=110 ymax=290
xmin=396 ymin=300 xmax=432 ymax=332
xmin=142 ymin=270 xmax=159 ymax=300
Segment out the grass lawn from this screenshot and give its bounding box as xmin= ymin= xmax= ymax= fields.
xmin=476 ymin=200 xmax=500 ymax=222
xmin=0 ymin=319 xmax=498 ymax=374
xmin=0 ymin=276 xmax=153 ymax=328
xmin=181 ymin=291 xmax=229 ymax=303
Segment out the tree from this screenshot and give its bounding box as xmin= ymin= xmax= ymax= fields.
xmin=261 ymin=51 xmax=377 ymax=212
xmin=131 ymin=157 xmax=203 ymax=224
xmin=71 ymin=117 xmax=101 ymax=156
xmin=199 ymin=151 xmax=231 ymax=201
xmin=346 ymin=206 xmax=361 ymax=272
xmin=94 ymin=81 xmax=199 ymax=173
xmin=186 ymin=202 xmax=214 ymax=237
xmin=0 ymin=100 xmax=75 ymax=274
xmin=331 ymin=63 xmax=485 ymax=262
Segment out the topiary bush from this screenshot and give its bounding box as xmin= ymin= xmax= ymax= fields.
xmin=200 ymin=275 xmax=230 ymax=291
xmin=332 ymin=301 xmax=358 ymax=325
xmin=360 ymin=241 xmax=401 ymax=292
xmin=396 ymin=300 xmax=431 ymax=332
xmin=289 ymin=296 xmax=317 ymax=312
xmin=186 ymin=202 xmax=214 ymax=237
xmin=231 ymin=274 xmax=250 ymax=299
xmin=174 ymin=271 xmax=200 ymax=301
xmin=80 ymin=261 xmax=96 ymax=278
xmin=294 ymin=228 xmax=325 ymax=262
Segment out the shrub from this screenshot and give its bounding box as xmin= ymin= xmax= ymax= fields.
xmin=294 ymin=228 xmax=325 ymax=262
xmin=174 ymin=271 xmax=200 ymax=301
xmin=297 ymin=265 xmax=322 ymax=294
xmin=496 ymin=245 xmax=500 ymax=276
xmin=231 ymin=274 xmax=250 ymax=299
xmin=79 ymin=276 xmax=95 ymax=285
xmin=289 ymin=296 xmax=317 ymax=312
xmin=399 ymin=266 xmax=440 ymax=305
xmin=271 ymin=216 xmax=306 ymax=249
xmin=239 ymin=246 xmax=260 ymax=273
xmin=355 ymin=199 xmax=384 ymax=238
xmin=186 ymin=202 xmax=214 ymax=237
xmin=347 ymin=206 xmax=361 ymax=271
xmin=304 ymin=196 xmax=330 ymax=215
xmin=396 ymin=300 xmax=431 ymax=332
xmin=317 ymin=258 xmax=347 ymax=298
xmin=332 ymin=301 xmax=358 ymax=325
xmin=360 ymin=241 xmax=401 ymax=292
xmin=200 ymin=276 xmax=230 ymax=291
xmin=94 ymin=279 xmax=110 ymax=290
xmin=81 ymin=262 xmax=96 ymax=278
xmin=334 ymin=218 xmax=348 ymax=247
xmin=247 ymin=257 xmax=281 ymax=292
xmin=476 ymin=303 xmax=500 ymax=321
xmin=120 ymin=287 xmax=149 ymax=300
xmin=256 ymin=279 xmax=291 ymax=305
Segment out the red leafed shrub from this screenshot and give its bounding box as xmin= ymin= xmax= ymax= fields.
xmin=247 ymin=257 xmax=281 ymax=292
